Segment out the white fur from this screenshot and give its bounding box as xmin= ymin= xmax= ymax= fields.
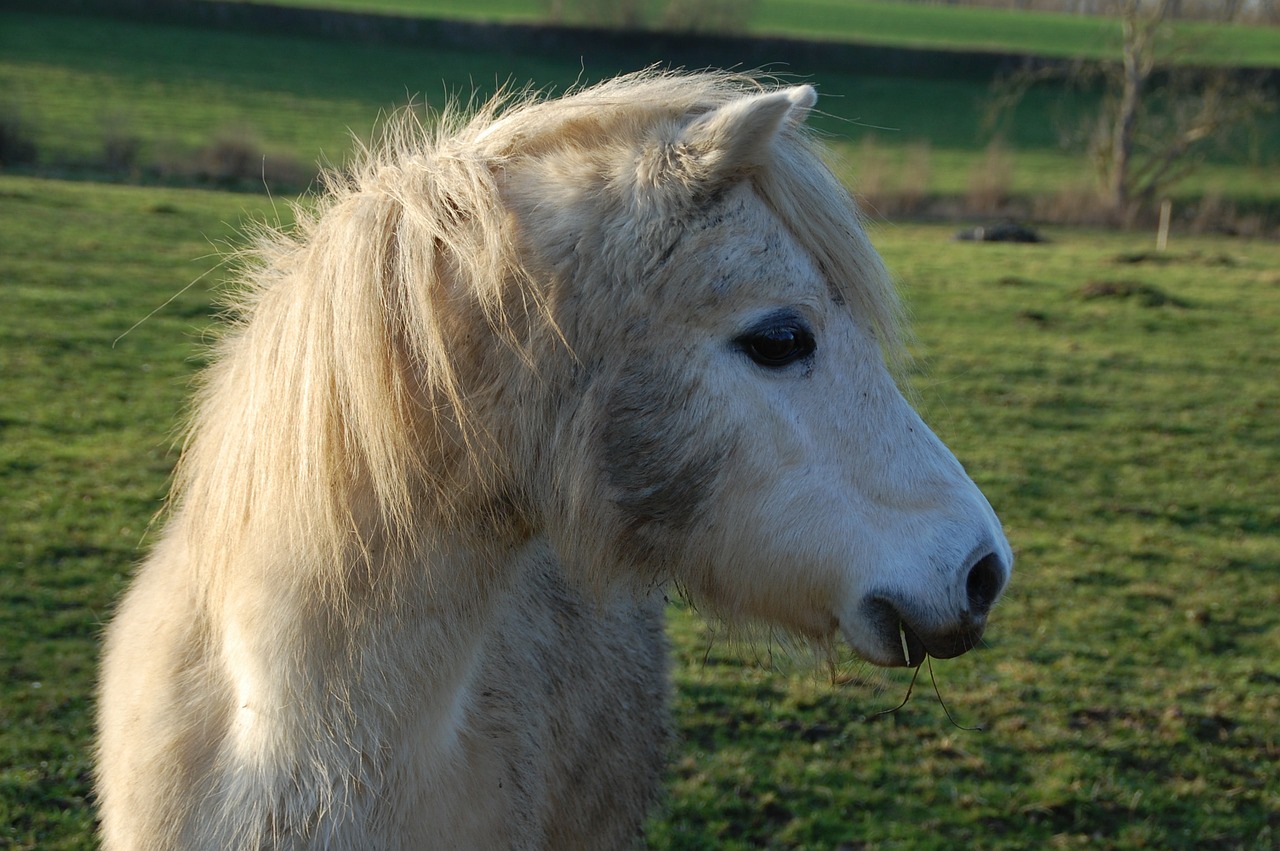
xmin=98 ymin=70 xmax=1010 ymax=849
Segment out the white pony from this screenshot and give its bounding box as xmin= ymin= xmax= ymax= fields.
xmin=97 ymin=70 xmax=1012 ymax=849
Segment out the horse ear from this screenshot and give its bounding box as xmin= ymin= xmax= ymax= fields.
xmin=677 ymin=85 xmax=817 ymax=189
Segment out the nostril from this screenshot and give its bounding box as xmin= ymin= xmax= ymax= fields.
xmin=966 ymin=552 xmax=1005 ymax=616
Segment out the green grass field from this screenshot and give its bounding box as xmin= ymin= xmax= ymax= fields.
xmin=3 ymin=1 xmax=1279 ymax=846
xmin=4 ymin=10 xmax=1278 ymax=211
xmin=3 ymin=172 xmax=1278 ymax=848
xmin=228 ymin=0 xmax=1280 ymax=68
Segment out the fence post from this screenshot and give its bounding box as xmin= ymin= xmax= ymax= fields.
xmin=1156 ymin=198 xmax=1172 ymax=251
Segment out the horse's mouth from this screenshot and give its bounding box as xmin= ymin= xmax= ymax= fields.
xmin=861 ymin=597 xmax=986 ymax=668
xmin=896 ymin=621 xmax=928 ymax=669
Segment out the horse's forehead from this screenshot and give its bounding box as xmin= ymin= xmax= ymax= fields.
xmin=664 ymin=185 xmax=821 ymax=300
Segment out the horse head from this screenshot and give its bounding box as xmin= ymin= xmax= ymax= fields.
xmin=487 ymin=77 xmax=1012 ymax=668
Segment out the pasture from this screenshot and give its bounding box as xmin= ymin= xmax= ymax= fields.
xmin=216 ymin=0 xmax=1280 ymax=67
xmin=3 ymin=171 xmax=1278 ymax=848
xmin=3 ymin=9 xmax=1279 ymax=210
xmin=3 ymin=2 xmax=1279 ymax=847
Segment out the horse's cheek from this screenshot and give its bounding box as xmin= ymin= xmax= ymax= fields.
xmin=576 ymin=357 xmax=727 ymax=573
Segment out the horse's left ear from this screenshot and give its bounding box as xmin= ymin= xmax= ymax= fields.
xmin=677 ymin=85 xmax=817 ymax=189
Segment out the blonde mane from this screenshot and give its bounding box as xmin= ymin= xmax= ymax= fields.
xmin=175 ymin=69 xmax=903 ymax=602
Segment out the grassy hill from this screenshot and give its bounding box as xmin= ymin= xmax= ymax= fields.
xmin=3 ymin=172 xmax=1278 ymax=849
xmin=223 ymin=0 xmax=1280 ymax=67
xmin=3 ymin=8 xmax=1278 ymax=221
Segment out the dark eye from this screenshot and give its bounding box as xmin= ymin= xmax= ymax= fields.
xmin=737 ymin=317 xmax=816 ymax=368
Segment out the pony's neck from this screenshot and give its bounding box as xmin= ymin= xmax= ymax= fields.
xmin=164 ymin=512 xmax=527 ymax=840
xmin=205 ymin=514 xmax=520 ymax=762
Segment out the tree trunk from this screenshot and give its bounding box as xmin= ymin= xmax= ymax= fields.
xmin=1107 ymin=0 xmax=1173 ymax=224
xmin=1109 ymin=13 xmax=1142 ymax=221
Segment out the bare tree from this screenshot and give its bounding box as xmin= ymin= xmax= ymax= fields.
xmin=989 ymin=0 xmax=1273 ymax=224
xmin=1097 ymin=0 xmax=1273 ymax=221
xmin=1104 ymin=0 xmax=1164 ymax=218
